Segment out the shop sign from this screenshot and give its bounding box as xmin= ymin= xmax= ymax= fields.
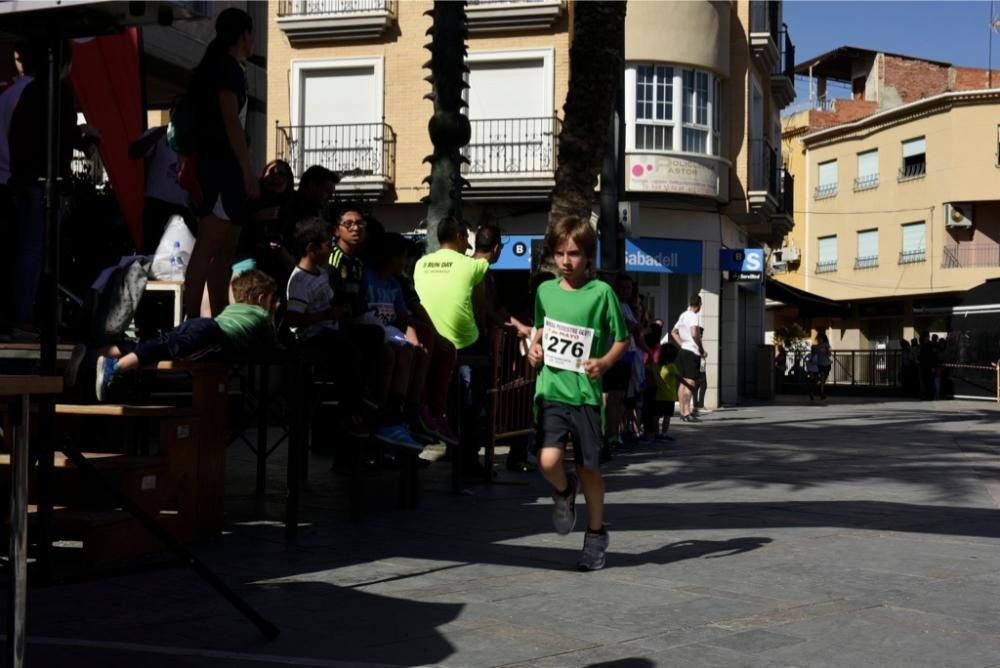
xmin=721 ymin=248 xmax=764 ymax=282
xmin=626 ymin=153 xmax=719 ymax=197
xmin=494 ymin=236 xmax=703 ymax=274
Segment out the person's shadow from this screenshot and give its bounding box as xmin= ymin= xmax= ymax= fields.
xmin=616 ymin=537 xmax=773 ymax=567
xmin=587 ymin=660 xmax=655 ymax=668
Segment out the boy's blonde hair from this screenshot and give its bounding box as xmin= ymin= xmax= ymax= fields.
xmin=544 ymin=216 xmax=597 ymax=261
xmin=231 ymin=269 xmax=277 ymax=305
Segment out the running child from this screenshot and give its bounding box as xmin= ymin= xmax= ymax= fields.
xmin=527 ymin=216 xmax=629 ymax=571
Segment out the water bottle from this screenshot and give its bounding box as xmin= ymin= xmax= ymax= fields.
xmin=169 ymin=240 xmax=184 ymax=281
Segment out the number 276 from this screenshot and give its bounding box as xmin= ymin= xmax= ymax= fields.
xmin=547 ymin=336 xmax=585 ymax=358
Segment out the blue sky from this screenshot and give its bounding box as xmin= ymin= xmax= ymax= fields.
xmin=785 ymin=1 xmax=1000 ymax=110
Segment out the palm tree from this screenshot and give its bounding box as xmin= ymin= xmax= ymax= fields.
xmin=549 ymin=1 xmax=627 ymax=227
xmin=423 ymin=0 xmax=470 ymax=252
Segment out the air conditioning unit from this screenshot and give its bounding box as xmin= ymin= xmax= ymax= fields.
xmin=945 ymin=203 xmax=973 ymax=229
xmin=771 ymin=250 xmax=786 ymax=270
xmin=782 ymin=246 xmax=801 ymax=263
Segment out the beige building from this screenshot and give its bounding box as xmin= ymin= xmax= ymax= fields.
xmin=774 ymin=47 xmax=1000 ymax=349
xmin=266 ymin=0 xmax=796 ymax=406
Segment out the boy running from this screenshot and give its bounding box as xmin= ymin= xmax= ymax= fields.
xmin=528 ymin=216 xmax=629 ymax=571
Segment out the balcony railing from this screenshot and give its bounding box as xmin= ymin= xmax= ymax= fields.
xmin=277 ymin=0 xmax=391 ymax=16
xmin=462 ymin=116 xmax=560 ymax=176
xmin=779 ymin=169 xmax=794 ymax=215
xmin=854 ymin=255 xmax=879 ymax=270
xmin=942 ymin=244 xmax=1000 ymax=268
xmin=275 ymin=122 xmax=396 ymax=184
xmin=750 ymin=0 xmax=780 ymax=41
xmin=898 ymin=161 xmax=926 ymax=181
xmin=748 ymin=138 xmax=780 ymax=197
xmin=898 ymin=249 xmax=926 ymax=265
xmin=814 ymin=183 xmax=837 ymax=199
xmin=853 ymin=173 xmax=879 ymax=191
xmin=777 ymin=26 xmax=794 ymax=79
xmin=816 ymin=260 xmax=837 ymax=274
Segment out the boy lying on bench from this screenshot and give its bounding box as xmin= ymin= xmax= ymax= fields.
xmin=94 ymin=270 xmax=278 ymax=401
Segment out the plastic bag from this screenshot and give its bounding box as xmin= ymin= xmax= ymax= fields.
xmin=150 ymin=214 xmax=196 ymax=280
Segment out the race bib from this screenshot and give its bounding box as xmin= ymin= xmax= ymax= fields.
xmin=371 ymin=302 xmax=395 ymax=326
xmin=543 ymin=317 xmax=594 ymax=373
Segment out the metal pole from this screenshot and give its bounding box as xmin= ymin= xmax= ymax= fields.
xmin=7 ymin=396 xmax=29 ymax=668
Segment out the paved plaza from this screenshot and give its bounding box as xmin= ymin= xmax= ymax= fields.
xmin=9 ymin=397 xmax=1000 ymax=667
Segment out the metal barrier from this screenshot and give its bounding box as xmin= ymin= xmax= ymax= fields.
xmin=780 ymin=349 xmax=902 ymax=387
xmin=485 ymin=328 xmax=537 ymax=479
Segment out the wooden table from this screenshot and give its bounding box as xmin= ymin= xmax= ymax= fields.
xmin=0 ymin=375 xmax=63 ymax=668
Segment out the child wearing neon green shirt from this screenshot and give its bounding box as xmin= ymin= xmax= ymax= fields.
xmin=528 ymin=216 xmax=629 ymax=572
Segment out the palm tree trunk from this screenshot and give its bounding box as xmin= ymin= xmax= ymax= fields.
xmin=549 ymin=1 xmax=627 ymax=225
xmin=423 ymin=0 xmax=470 ymax=252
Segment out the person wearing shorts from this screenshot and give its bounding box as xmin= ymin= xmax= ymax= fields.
xmin=528 ymin=216 xmax=629 ymax=571
xmin=668 ymin=294 xmax=706 ymax=422
xmin=182 ymin=8 xmax=259 ymax=319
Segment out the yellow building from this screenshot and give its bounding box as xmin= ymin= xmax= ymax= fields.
xmin=266 ymin=0 xmax=796 ymax=406
xmin=775 ymin=47 xmax=1000 ymax=349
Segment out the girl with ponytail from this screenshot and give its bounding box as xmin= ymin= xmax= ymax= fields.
xmin=182 ymin=7 xmax=259 ymax=318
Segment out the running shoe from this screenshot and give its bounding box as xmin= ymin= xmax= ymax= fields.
xmin=578 ymin=528 xmax=610 ymax=571
xmin=373 ymin=423 xmax=423 ymax=452
xmin=552 ymin=473 xmax=578 ymax=535
xmin=95 ymin=355 xmax=119 ymax=403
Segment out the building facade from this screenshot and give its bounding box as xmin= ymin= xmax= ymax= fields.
xmin=266 ymin=0 xmax=796 ymax=407
xmin=775 ymin=47 xmax=999 ymax=349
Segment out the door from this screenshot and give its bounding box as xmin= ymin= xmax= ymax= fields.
xmin=299 ymin=66 xmax=381 ymax=176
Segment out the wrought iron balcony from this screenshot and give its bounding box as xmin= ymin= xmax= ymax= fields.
xmin=771 ymin=25 xmax=795 ymax=109
xmin=942 ymin=244 xmax=1000 ymax=268
xmin=898 ymin=161 xmax=926 ymax=181
xmin=276 ymin=122 xmax=396 ymax=196
xmin=462 ymin=116 xmax=560 ymax=177
xmin=898 ymin=249 xmax=926 ymax=265
xmin=747 ymin=138 xmax=780 ymax=219
xmin=854 ymin=255 xmax=880 ymax=270
xmin=276 ymin=0 xmax=396 ymax=43
xmin=814 ymin=183 xmax=837 ymax=200
xmin=816 ymin=260 xmax=838 ymax=274
xmin=853 ymin=174 xmax=880 ymax=192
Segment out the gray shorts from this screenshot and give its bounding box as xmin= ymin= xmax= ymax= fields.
xmin=537 ymin=400 xmax=603 ymax=471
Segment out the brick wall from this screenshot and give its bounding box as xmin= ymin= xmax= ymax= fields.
xmin=266 ymin=2 xmax=571 ymax=205
xmin=808 ymin=100 xmax=878 ymax=130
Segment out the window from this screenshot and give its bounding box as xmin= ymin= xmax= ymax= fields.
xmin=289 ymin=57 xmax=385 ymax=178
xmin=855 ymin=149 xmax=879 ymax=191
xmin=817 ymin=235 xmax=837 ymax=273
xmin=627 ymin=64 xmax=721 ymax=156
xmin=900 ymin=222 xmax=926 ymax=264
xmin=816 ymin=159 xmax=838 ymax=198
xmin=635 ymin=65 xmax=673 ymax=151
xmin=713 ymin=79 xmax=722 ymax=156
xmin=682 ymin=69 xmax=710 ymax=153
xmin=463 ymin=49 xmax=556 ymax=176
xmin=856 ymin=229 xmax=879 ymax=269
xmin=900 ymin=137 xmax=926 ymax=180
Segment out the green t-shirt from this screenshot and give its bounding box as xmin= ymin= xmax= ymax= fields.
xmin=533 ymin=278 xmax=629 ymax=407
xmin=214 ymin=303 xmax=277 ymax=358
xmin=414 ymin=248 xmax=490 ymax=349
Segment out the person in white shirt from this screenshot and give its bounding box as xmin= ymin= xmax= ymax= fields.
xmin=666 ymin=294 xmax=706 ymax=422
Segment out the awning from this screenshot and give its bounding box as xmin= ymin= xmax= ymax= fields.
xmin=765 ymin=278 xmax=852 ymax=318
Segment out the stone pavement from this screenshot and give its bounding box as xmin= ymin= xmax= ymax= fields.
xmin=10 ymin=397 xmax=1000 ymax=667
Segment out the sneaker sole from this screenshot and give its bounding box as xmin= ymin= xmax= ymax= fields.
xmin=577 ymin=558 xmax=606 ymax=572
xmin=95 ymin=357 xmax=107 ymax=402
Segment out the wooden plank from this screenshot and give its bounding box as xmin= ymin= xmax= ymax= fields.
xmin=0 ymin=375 xmax=63 ymax=396
xmin=55 ymin=404 xmax=194 ymax=417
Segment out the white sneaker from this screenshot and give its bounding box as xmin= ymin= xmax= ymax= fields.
xmin=551 ymin=473 xmax=578 ymax=535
